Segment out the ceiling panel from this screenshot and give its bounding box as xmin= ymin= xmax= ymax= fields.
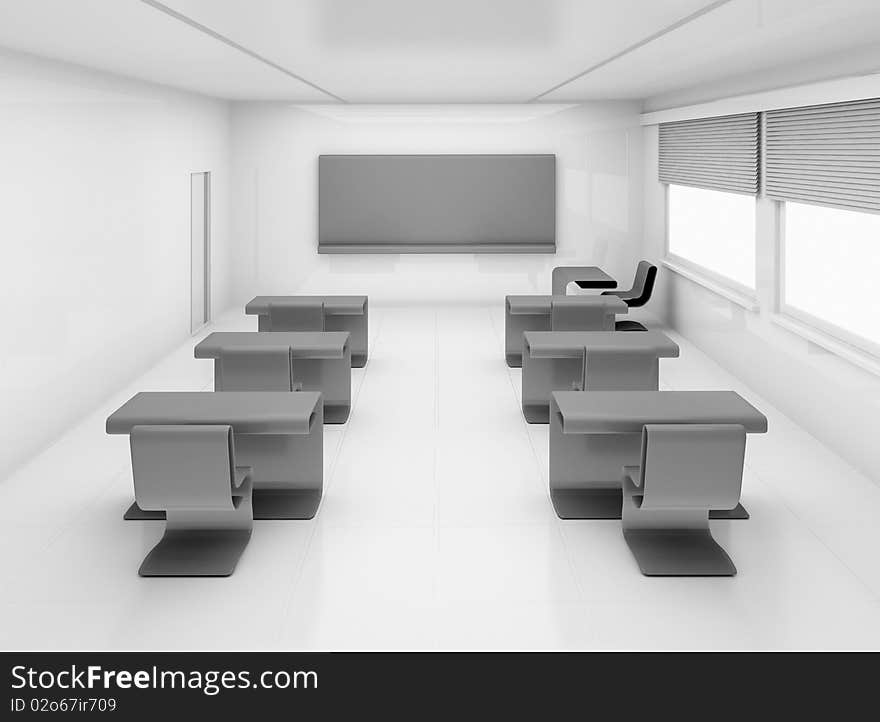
xmin=0 ymin=0 xmax=334 ymax=100
xmin=155 ymin=0 xmax=711 ymax=102
xmin=541 ymin=0 xmax=880 ymax=101
xmin=0 ymin=0 xmax=877 ymax=103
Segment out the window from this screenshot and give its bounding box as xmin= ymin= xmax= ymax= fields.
xmin=782 ymin=202 xmax=880 ymax=353
xmin=666 ymin=184 xmax=756 ymax=290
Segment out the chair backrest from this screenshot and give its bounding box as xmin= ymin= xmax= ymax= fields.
xmin=217 ymin=346 xmax=292 ymax=391
xmin=625 ymin=261 xmax=657 ymax=308
xmin=267 ymin=301 xmax=324 ymax=331
xmin=637 ymin=423 xmax=745 ymax=510
xmin=130 ymin=425 xmax=236 ymax=511
xmin=551 ymin=298 xmax=616 ymax=332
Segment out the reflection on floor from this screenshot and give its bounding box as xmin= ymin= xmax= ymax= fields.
xmin=2 ymin=302 xmax=879 ymax=650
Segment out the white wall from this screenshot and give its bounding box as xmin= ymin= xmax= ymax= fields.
xmin=230 ymin=102 xmax=644 ymax=304
xmin=0 ymin=49 xmax=232 ymax=478
xmin=643 ymin=42 xmax=880 ymax=113
xmin=642 ymin=123 xmax=880 ymax=482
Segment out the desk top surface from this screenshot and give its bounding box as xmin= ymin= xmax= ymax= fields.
xmin=524 ymin=330 xmax=679 ymax=357
xmin=195 ymin=332 xmax=349 ymax=359
xmin=106 ymin=391 xmax=322 ymax=435
xmin=506 ymin=295 xmax=553 ymax=313
xmin=246 ymin=296 xmax=367 ymax=315
xmin=552 ymin=390 xmax=767 ymax=434
xmin=507 ymin=295 xmax=628 ymax=313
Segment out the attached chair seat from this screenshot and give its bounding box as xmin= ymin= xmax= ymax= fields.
xmin=615 ymin=320 xmax=648 ymax=332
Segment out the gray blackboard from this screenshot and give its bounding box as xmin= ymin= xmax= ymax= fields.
xmin=318 ymin=154 xmax=556 ymax=253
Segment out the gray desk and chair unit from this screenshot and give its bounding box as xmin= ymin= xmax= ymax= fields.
xmin=521 ymin=330 xmax=679 ymax=423
xmin=245 ymin=295 xmax=369 ymax=367
xmin=504 ymin=261 xmax=659 ymax=367
xmin=126 ymin=424 xmax=254 ymax=577
xmin=105 ymin=255 xmax=768 ymax=578
xmin=504 ymin=295 xmax=629 ymax=367
xmin=107 ymin=292 xmax=369 ymax=577
xmin=108 ymin=391 xmax=324 ymax=520
xmin=195 ymin=331 xmax=352 ymax=423
xmin=506 ymin=262 xmax=767 ymax=576
xmin=550 ymin=391 xmax=766 ymax=575
xmin=107 ymin=391 xmax=324 ymax=576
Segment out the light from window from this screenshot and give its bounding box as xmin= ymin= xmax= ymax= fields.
xmin=784 ymin=202 xmax=880 ymax=350
xmin=667 ymin=184 xmax=755 ymax=289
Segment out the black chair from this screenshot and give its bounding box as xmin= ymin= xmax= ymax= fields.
xmin=603 ymin=261 xmax=657 ymax=332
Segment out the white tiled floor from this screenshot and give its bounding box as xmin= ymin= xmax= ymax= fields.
xmin=2 ymin=302 xmax=880 ymax=650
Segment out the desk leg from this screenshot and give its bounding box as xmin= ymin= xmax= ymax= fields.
xmin=523 ymin=405 xmax=550 ymax=424
xmin=124 ymin=491 xmax=326 ymax=522
xmin=124 ymin=503 xmax=165 ymax=521
xmin=325 ymin=312 xmax=368 ymax=368
xmin=506 ymin=311 xmax=550 ymax=367
xmin=710 ymin=503 xmax=749 ymax=520
xmin=547 ymin=474 xmax=750 ymax=521
xmin=235 ymin=411 xmax=324 ymax=520
xmin=550 ymin=488 xmax=622 ymax=519
xmin=322 ymin=404 xmax=351 ymax=425
xmin=251 ymin=489 xmax=322 ymax=520
xmin=522 ymin=351 xmax=583 ymax=425
xmin=548 ymin=397 xmax=640 ymax=519
xmin=292 ymin=351 xmax=352 ymax=424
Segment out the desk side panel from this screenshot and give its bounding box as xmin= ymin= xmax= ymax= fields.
xmin=506 ymin=309 xmax=551 ymax=366
xmin=523 ymin=347 xmax=584 ymax=410
xmin=325 ymin=312 xmax=367 ymax=367
xmin=234 ymin=404 xmax=323 ymax=493
xmin=549 ymin=396 xmax=642 ymax=489
xmin=291 ymin=348 xmax=352 ymax=415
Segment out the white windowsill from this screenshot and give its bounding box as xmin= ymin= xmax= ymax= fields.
xmin=771 ymin=313 xmax=880 ymax=377
xmin=660 ymin=258 xmax=760 ymax=312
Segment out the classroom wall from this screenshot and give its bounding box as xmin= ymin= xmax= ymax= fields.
xmin=642 ymin=122 xmax=880 ymax=482
xmin=229 ymin=102 xmax=645 ymax=304
xmin=0 ymin=49 xmax=232 ymax=479
xmin=643 ymin=42 xmax=880 ymax=113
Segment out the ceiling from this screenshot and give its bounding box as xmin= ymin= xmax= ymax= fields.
xmin=0 ymin=0 xmax=878 ymax=103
